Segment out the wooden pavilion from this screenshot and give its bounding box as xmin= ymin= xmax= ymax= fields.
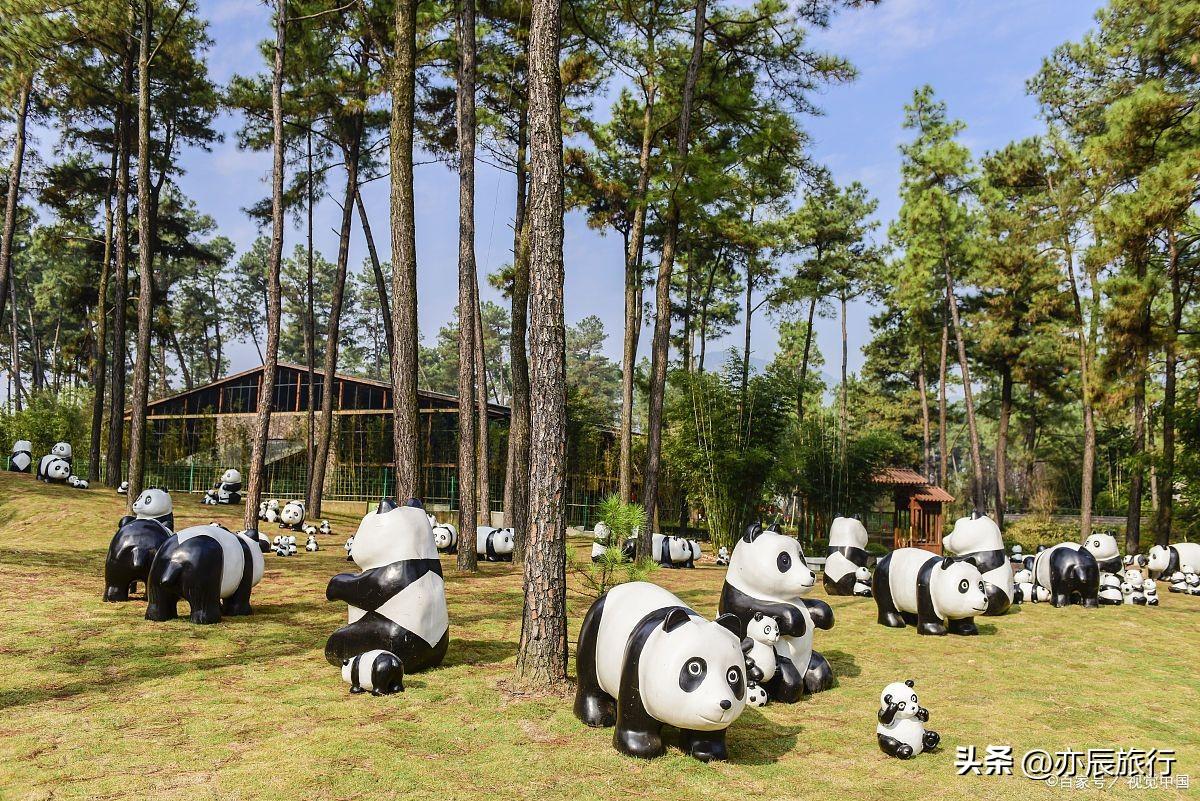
xmin=872 ymin=467 xmax=955 ymax=553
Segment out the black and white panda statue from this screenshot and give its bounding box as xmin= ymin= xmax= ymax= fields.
xmin=117 ymin=480 xmax=129 ymax=495
xmin=825 ymin=517 xmax=872 ymax=596
xmin=590 ymin=521 xmax=614 ymax=563
xmin=1146 ymin=543 xmax=1200 ymax=582
xmin=742 ymin=612 xmax=778 ymax=689
xmin=1098 ymin=573 xmax=1123 ymax=605
xmin=943 ymin=513 xmax=1012 ymax=615
xmin=306 ymin=534 xmax=319 ymax=552
xmin=1024 ymin=543 xmax=1100 ymax=607
xmin=67 ymin=475 xmax=89 ymax=489
xmin=573 ymin=581 xmax=748 ymax=762
xmin=715 ymin=547 xmax=730 ymax=567
xmin=36 ymin=454 xmax=71 ymax=484
xmin=1120 ymin=581 xmax=1147 ymax=605
xmin=877 ymin=679 xmax=939 ymax=759
xmin=341 ymin=650 xmax=405 ymax=696
xmin=278 ymin=500 xmax=305 ymax=531
xmin=325 ymin=498 xmax=449 ymax=672
xmin=1082 ymin=531 xmax=1122 ymax=577
xmin=319 ymin=519 xmax=332 ymax=536
xmin=652 ymin=533 xmax=695 ymax=568
xmin=103 ymin=517 xmax=172 ymax=602
xmin=344 ymin=535 xmax=355 ymax=561
xmin=433 ymin=523 xmax=458 ymax=554
xmin=50 ymin=441 xmax=72 ymax=467
xmin=302 ymin=522 xmax=318 ymax=538
xmin=873 ymin=548 xmax=988 ymax=635
xmin=718 ymin=523 xmax=835 ymax=703
xmin=476 ymin=526 xmax=515 ymax=562
xmin=118 ymin=487 xmax=175 ymax=532
xmin=144 ymin=524 xmax=265 ymax=624
xmin=1141 ymin=579 xmax=1159 ymax=606
xmin=262 ymin=499 xmax=280 ymax=524
xmin=9 ymin=440 xmax=31 ymax=472
xmin=1012 ymin=568 xmax=1050 ymax=604
xmin=202 ymin=468 xmax=243 ymax=505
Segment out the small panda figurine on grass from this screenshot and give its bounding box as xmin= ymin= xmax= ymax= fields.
xmin=1120 ymin=581 xmax=1147 ymax=605
xmin=36 ymin=455 xmax=71 ymax=484
xmin=476 ymin=526 xmax=515 ymax=562
xmin=715 ymin=547 xmax=730 ymax=567
xmin=117 ymin=480 xmax=129 ymax=495
xmin=877 ymin=679 xmax=939 ymax=760
xmin=1013 ymin=568 xmax=1050 ymax=604
xmin=319 ymin=519 xmax=332 ymax=536
xmin=279 ymin=500 xmax=305 ymax=532
xmin=9 ymin=440 xmax=32 ymax=473
xmin=67 ymin=475 xmax=90 ymax=489
xmin=1098 ymin=573 xmax=1123 ymax=605
xmin=433 ymin=523 xmax=459 ymax=554
xmin=344 ymin=536 xmax=355 ymax=561
xmin=302 ymin=522 xmax=318 ymax=538
xmin=1142 ymin=579 xmax=1159 ymax=606
xmin=202 ymin=468 xmax=243 ymax=505
xmin=306 ymin=534 xmax=319 ymax=552
xmin=342 ymin=650 xmax=405 ymax=696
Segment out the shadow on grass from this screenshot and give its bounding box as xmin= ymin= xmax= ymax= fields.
xmin=726 ymin=710 xmax=805 ymax=765
xmin=442 ymin=638 xmax=518 ymax=667
xmin=825 ymin=649 xmax=860 ymax=679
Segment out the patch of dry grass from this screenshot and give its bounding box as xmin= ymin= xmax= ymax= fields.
xmin=0 ymin=472 xmax=1196 ymax=800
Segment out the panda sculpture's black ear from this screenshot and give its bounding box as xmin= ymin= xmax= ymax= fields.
xmin=405 ymin=497 xmax=425 ymax=509
xmin=742 ymin=522 xmax=763 ymax=543
xmin=753 ymin=611 xmax=764 ymax=621
xmin=905 ymin=679 xmax=915 ymax=687
xmin=715 ymin=613 xmax=745 ymax=639
xmin=377 ymin=497 xmax=398 ymax=513
xmin=662 ymin=607 xmax=691 ymax=633
xmin=766 ymin=523 xmax=781 ymax=533
xmin=939 ymin=557 xmax=955 ymax=570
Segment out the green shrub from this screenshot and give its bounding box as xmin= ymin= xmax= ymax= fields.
xmin=0 ymin=389 xmax=91 ymax=466
xmin=1004 ymin=517 xmax=1079 ymax=552
xmin=568 ymin=547 xmax=657 ymax=602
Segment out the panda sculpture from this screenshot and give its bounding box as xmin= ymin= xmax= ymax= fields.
xmin=433 ymin=523 xmax=458 ymax=554
xmin=824 ymin=517 xmax=872 ymax=596
xmin=325 ymin=498 xmax=449 ymax=673
xmin=1120 ymin=581 xmax=1147 ymax=606
xmin=342 ymin=650 xmax=405 ymax=696
xmin=476 ymin=526 xmax=515 ymax=562
xmin=652 ymin=533 xmax=695 ymax=568
xmin=1098 ymin=573 xmax=1123 ymax=605
xmin=715 ymin=547 xmax=730 ymax=567
xmin=873 ymin=548 xmax=988 ymax=635
xmin=103 ymin=518 xmax=172 ymax=602
xmin=68 ymin=475 xmax=89 ymax=489
xmin=877 ymin=679 xmax=939 ymax=759
xmin=1146 ymin=543 xmax=1200 ymax=582
xmin=117 ymin=480 xmax=129 ymax=495
xmin=36 ymin=455 xmax=71 ymax=484
xmin=1082 ymin=532 xmax=1122 ymax=576
xmin=1142 ymin=579 xmax=1159 ymax=606
xmin=742 ymin=612 xmax=778 ymax=687
xmin=590 ymin=521 xmax=614 ymax=563
xmin=9 ymin=440 xmax=31 ymax=473
xmin=1012 ymin=568 xmax=1050 ymax=604
xmin=50 ymin=441 xmax=72 ymax=466
xmin=202 ymin=468 xmax=243 ymax=505
xmin=319 ymin=519 xmax=332 ymax=536
xmin=573 ymin=581 xmax=748 ymax=762
xmin=117 ymin=488 xmax=175 ymax=532
xmin=718 ymin=523 xmax=835 ymax=703
xmin=306 ymin=534 xmax=319 ymax=552
xmin=943 ymin=513 xmax=1012 ymax=615
xmin=144 ymin=524 xmax=265 ymax=624
xmin=1025 ymin=543 xmax=1100 ymax=608
xmin=344 ymin=536 xmax=355 ymax=561
xmin=274 ymin=500 xmax=303 ymax=531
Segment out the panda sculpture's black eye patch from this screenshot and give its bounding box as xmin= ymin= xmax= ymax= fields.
xmin=726 ymin=665 xmax=745 ymax=700
xmin=958 ymin=579 xmax=969 ymax=593
xmin=777 ymin=552 xmax=792 ymax=572
xmin=679 ymin=658 xmax=707 ymax=692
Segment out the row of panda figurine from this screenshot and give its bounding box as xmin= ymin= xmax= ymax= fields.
xmin=257 ymin=498 xmax=333 ymax=539
xmin=588 ymin=522 xmax=702 ymax=568
xmin=9 ymin=440 xmax=90 ymax=488
xmin=427 ymin=516 xmax=517 ymax=561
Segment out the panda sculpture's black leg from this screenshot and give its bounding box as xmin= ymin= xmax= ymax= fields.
xmin=923 ymin=730 xmax=941 ymax=751
xmin=803 ymin=651 xmax=835 ymax=694
xmin=878 ymin=734 xmax=914 ymax=759
xmin=872 ymin=554 xmax=906 ymax=628
xmin=614 ymin=724 xmax=665 ymax=760
xmin=573 ymin=595 xmax=616 ymax=728
xmin=764 ymin=654 xmax=804 ymax=704
xmin=946 ymin=616 xmax=978 ymax=636
xmin=679 ymin=728 xmax=729 ymax=763
xmin=915 ymin=560 xmax=947 ymax=635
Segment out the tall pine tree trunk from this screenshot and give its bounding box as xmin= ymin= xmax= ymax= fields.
xmin=506 ymin=106 xmax=531 ymax=557
xmin=797 ymin=294 xmax=816 ymax=422
xmin=244 ymin=0 xmax=287 ymax=531
xmin=917 ymin=344 xmax=931 ymax=481
xmin=1062 ymin=242 xmax=1095 ymax=538
xmin=994 ymin=367 xmax=1012 ymax=528
xmin=390 ymin=0 xmax=421 ymax=500
xmin=107 ymin=37 xmax=134 ymax=488
xmin=1125 ymin=254 xmax=1151 ymax=555
xmin=355 ymin=190 xmax=393 ymax=367
xmin=641 ymin=0 xmax=706 ymax=555
xmin=839 ymin=290 xmax=848 ymax=452
xmin=517 ymin=0 xmax=567 ymax=685
xmin=938 ymin=321 xmax=948 ymax=488
xmin=1154 ymin=230 xmax=1180 ymax=547
xmin=943 ymin=256 xmax=985 ymax=514
xmin=88 ymin=143 xmax=117 ymax=482
xmin=456 ymin=0 xmax=479 ymax=572
xmin=304 ymin=130 xmax=317 ymax=508
xmin=0 ymin=74 xmax=31 ymax=345
xmin=474 ymin=290 xmax=491 ymax=525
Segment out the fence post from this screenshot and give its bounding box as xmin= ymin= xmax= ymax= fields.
xmin=189 ymin=460 xmax=195 ymax=493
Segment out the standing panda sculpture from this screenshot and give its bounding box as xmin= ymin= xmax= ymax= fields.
xmin=718 ymin=523 xmax=835 ymax=703
xmin=118 ymin=488 xmax=175 ymax=532
xmin=36 ymin=454 xmax=72 ymax=484
xmin=103 ymin=517 xmax=172 ymax=602
xmin=476 ymin=526 xmax=515 ymax=562
xmin=202 ymin=468 xmax=243 ymax=505
xmin=1025 ymin=543 xmax=1100 ymax=608
xmin=943 ymin=513 xmax=1013 ymax=615
xmin=824 ymin=517 xmax=872 ymax=596
xmin=574 ymin=581 xmax=748 ymax=762
xmin=742 ymin=613 xmax=778 ymax=689
xmin=325 ymin=498 xmax=449 ymax=672
xmin=144 ymin=524 xmax=265 ymax=624
xmin=432 ymin=523 xmax=458 ymax=554
xmin=877 ymin=679 xmax=939 ymax=759
xmin=9 ymin=440 xmax=31 ymax=472
xmin=1146 ymin=542 xmax=1200 ymax=582
xmin=873 ymin=548 xmax=988 ymax=635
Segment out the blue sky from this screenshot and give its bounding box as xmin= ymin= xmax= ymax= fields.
xmin=180 ymin=0 xmax=1103 ymax=383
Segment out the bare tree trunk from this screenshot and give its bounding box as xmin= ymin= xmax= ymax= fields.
xmin=797 ymin=295 xmax=816 ymax=423
xmin=305 ymin=129 xmax=317 ymax=507
xmin=0 ymin=74 xmax=31 ymax=342
xmin=355 ymin=189 xmax=394 ymax=367
xmin=244 ymin=0 xmax=287 ymax=531
xmin=517 ymin=0 xmax=567 ymax=685
xmin=938 ymin=321 xmax=948 ymax=488
xmin=917 ymin=344 xmax=931 ymax=482
xmin=107 ymin=36 xmax=134 ymax=487
xmin=1062 ymin=240 xmax=1095 ymax=538
xmin=506 ymin=110 xmax=531 ymax=557
xmin=390 ymin=0 xmax=421 ymax=500
xmin=995 ymin=367 xmax=1011 ymax=528
xmin=1154 ymin=230 xmax=1180 ymax=547
xmin=88 ymin=142 xmax=117 ymax=482
xmin=641 ymin=0 xmax=706 ymax=557
xmin=839 ymin=290 xmax=848 ymax=452
xmin=943 ymin=258 xmax=985 ymax=514
xmin=474 ymin=289 xmax=491 ymax=524
xmin=9 ymin=276 xmax=21 ymax=410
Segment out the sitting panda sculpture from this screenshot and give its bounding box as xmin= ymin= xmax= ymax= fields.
xmin=1120 ymin=581 xmax=1147 ymax=606
xmin=824 ymin=517 xmax=872 ymax=596
xmin=873 ymin=548 xmax=989 ymax=635
xmin=117 ymin=480 xmax=129 ymax=495
xmin=9 ymin=440 xmax=31 ymax=472
xmin=574 ymin=581 xmax=748 ymax=762
xmin=433 ymin=523 xmax=459 ymax=554
xmin=1146 ymin=542 xmax=1200 ymax=582
xmin=590 ymin=521 xmax=614 ymax=563
xmin=1098 ymin=573 xmax=1123 ymax=605
xmin=36 ymin=454 xmax=71 ymax=484
xmin=144 ymin=524 xmax=265 ymax=624
xmin=1142 ymin=579 xmax=1159 ymax=606
xmin=319 ymin=519 xmax=332 ymax=536
xmin=715 ymin=547 xmax=730 ymax=567
xmin=202 ymin=468 xmax=243 ymax=505
xmin=118 ymin=488 xmax=175 ymax=532
xmin=67 ymin=475 xmax=89 ymax=489
xmin=1024 ymin=543 xmax=1100 ymax=607
xmin=1082 ymin=532 xmax=1122 ymax=577
xmin=877 ymin=679 xmax=939 ymax=759
xmin=306 ymin=534 xmax=319 ymax=552
xmin=742 ymin=612 xmax=778 ymax=702
xmin=943 ymin=513 xmax=1012 ymax=615
xmin=278 ymin=500 xmax=305 ymax=531
xmin=104 ymin=516 xmax=172 ymax=602
xmin=718 ymin=523 xmax=835 ymax=703
xmin=342 ymin=650 xmax=405 ymax=696
xmin=325 ymin=498 xmax=449 ymax=672
xmin=476 ymin=526 xmax=515 ymax=562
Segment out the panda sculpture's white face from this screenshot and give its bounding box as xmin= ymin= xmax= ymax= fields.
xmin=280 ymin=502 xmax=304 ymax=525
xmin=746 ymin=614 xmax=779 ymax=645
xmin=943 ymin=514 xmax=1003 ymax=556
xmin=1146 ymin=545 xmax=1171 ymax=573
xmin=133 ymin=488 xmax=172 ymax=518
xmin=640 ymin=617 xmax=747 ymax=732
xmin=854 ymin=566 xmax=872 ymax=582
xmin=729 ymin=530 xmax=815 ymax=599
xmin=1083 ymin=533 xmax=1119 ymax=563
xmin=46 ymin=459 xmax=71 ymax=480
xmin=433 ymin=526 xmax=455 ymax=549
xmin=492 ymin=528 xmax=515 ymax=555
xmin=51 ymin=442 xmax=72 ymax=459
xmin=931 ymin=559 xmax=988 ymax=619
xmin=1123 ymin=568 xmax=1144 ymax=584
xmin=221 ymin=468 xmax=242 ymax=484
xmin=880 ymin=681 xmax=921 ymax=721
xmin=351 ymin=505 xmax=436 ymax=570
xmin=1142 ymin=579 xmax=1156 ymax=593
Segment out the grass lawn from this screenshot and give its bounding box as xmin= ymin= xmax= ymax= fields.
xmin=0 ymin=472 xmax=1196 ymax=800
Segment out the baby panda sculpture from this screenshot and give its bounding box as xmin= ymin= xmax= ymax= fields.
xmin=943 ymin=513 xmax=1012 ymax=615
xmin=433 ymin=523 xmax=458 ymax=554
xmin=1141 ymin=579 xmax=1159 ymax=606
xmin=877 ymin=679 xmax=939 ymax=759
xmin=325 ymin=498 xmax=449 ymax=672
xmin=873 ymin=548 xmax=988 ymax=635
xmin=1012 ymin=568 xmax=1050 ymax=604
xmin=574 ymin=581 xmax=748 ymax=762
xmin=144 ymin=524 xmax=265 ymax=624
xmin=9 ymin=440 xmax=31 ymax=472
xmin=202 ymin=468 xmax=243 ymax=505
xmin=742 ymin=612 xmax=778 ymax=705
xmin=306 ymin=534 xmax=319 ymax=552
xmin=1146 ymin=543 xmax=1200 ymax=582
xmin=1098 ymin=573 xmax=1123 ymax=605
xmin=103 ymin=517 xmax=172 ymax=602
xmin=118 ymin=488 xmax=175 ymax=532
xmin=1025 ymin=543 xmax=1100 ymax=607
xmin=590 ymin=521 xmax=614 ymax=563
xmin=342 ymin=650 xmax=405 ymax=696
xmin=117 ymin=480 xmax=129 ymax=495
xmin=67 ymin=475 xmax=89 ymax=489
xmin=715 ymin=547 xmax=730 ymax=567
xmin=476 ymin=526 xmax=515 ymax=562
xmin=652 ymin=533 xmax=696 ymax=568
xmin=37 ymin=454 xmax=71 ymax=484
xmin=1120 ymin=581 xmax=1146 ymax=606
xmin=50 ymin=441 xmax=72 ymax=466
xmin=1082 ymin=532 xmax=1122 ymax=576
xmin=344 ymin=536 xmax=355 ymax=561
xmin=718 ymin=523 xmax=835 ymax=703
xmin=319 ymin=519 xmax=332 ymax=536
xmin=278 ymin=500 xmax=305 ymax=531
xmin=824 ymin=517 xmax=872 ymax=596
